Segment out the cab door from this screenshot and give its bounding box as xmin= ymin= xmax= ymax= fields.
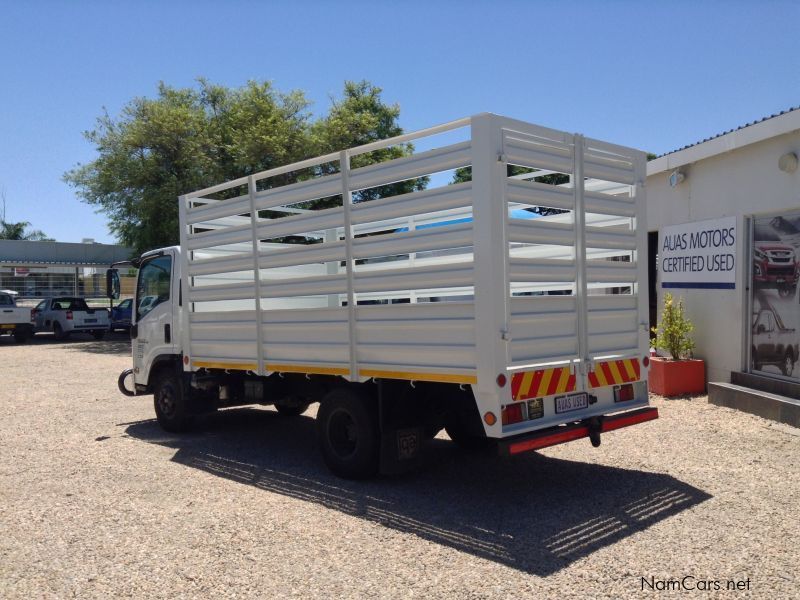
xmin=132 ymin=252 xmax=178 ymax=387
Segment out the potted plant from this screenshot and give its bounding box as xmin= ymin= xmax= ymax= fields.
xmin=648 ymin=292 xmax=706 ymax=396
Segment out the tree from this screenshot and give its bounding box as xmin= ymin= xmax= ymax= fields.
xmin=0 ymin=188 xmax=52 ymax=241
xmin=65 ymin=79 xmax=422 ymax=254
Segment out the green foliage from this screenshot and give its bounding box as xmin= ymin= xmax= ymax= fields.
xmin=65 ymin=79 xmax=421 ymax=255
xmin=651 ymin=292 xmax=695 ymax=360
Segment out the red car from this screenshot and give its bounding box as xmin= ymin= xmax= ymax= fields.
xmin=753 ymin=225 xmax=799 ymax=296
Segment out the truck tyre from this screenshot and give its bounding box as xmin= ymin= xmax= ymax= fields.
xmin=13 ymin=327 xmax=31 ymax=343
xmin=782 ymin=351 xmax=795 ymax=376
xmin=317 ymin=388 xmax=379 ymax=479
xmin=152 ymin=368 xmax=192 ymax=433
xmin=92 ymin=330 xmax=106 ymax=340
xmin=275 ymin=399 xmax=311 ymax=417
xmin=53 ymin=322 xmax=68 ymax=341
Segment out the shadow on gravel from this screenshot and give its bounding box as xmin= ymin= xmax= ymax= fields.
xmin=24 ymin=332 xmax=131 ymax=356
xmin=124 ymin=408 xmax=711 ymax=576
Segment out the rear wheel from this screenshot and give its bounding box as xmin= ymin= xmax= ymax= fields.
xmin=153 ymin=368 xmax=192 ymax=433
xmin=92 ymin=330 xmax=106 ymax=340
xmin=781 ymin=351 xmax=795 ymax=376
xmin=317 ymin=388 xmax=379 ymax=479
xmin=13 ymin=327 xmax=30 ymax=343
xmin=53 ymin=322 xmax=68 ymax=341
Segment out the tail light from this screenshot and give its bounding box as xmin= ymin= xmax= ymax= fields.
xmin=501 ymin=403 xmax=524 ymax=426
xmin=614 ymin=383 xmax=635 ymax=403
xmin=66 ymin=310 xmax=73 ymax=320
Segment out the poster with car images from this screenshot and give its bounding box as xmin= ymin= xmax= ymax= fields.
xmin=750 ymin=213 xmax=800 ymax=379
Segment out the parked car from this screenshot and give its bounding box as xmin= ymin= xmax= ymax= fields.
xmin=752 ymin=303 xmax=799 ymax=376
xmin=753 ymin=224 xmax=799 ymax=297
xmin=0 ymin=291 xmax=33 ymax=343
xmin=31 ymin=297 xmax=109 ymax=340
xmin=109 ymin=298 xmax=133 ymax=331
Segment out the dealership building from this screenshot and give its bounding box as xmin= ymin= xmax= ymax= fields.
xmin=646 ymin=106 xmax=800 ymax=425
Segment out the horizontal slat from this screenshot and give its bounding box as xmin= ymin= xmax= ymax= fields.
xmin=586 ymin=260 xmax=638 ymax=284
xmin=583 ymin=159 xmax=635 ymax=185
xmin=352 ymin=223 xmax=473 ymax=260
xmin=503 ymin=134 xmax=573 ymax=173
xmin=189 ymin=252 xmax=254 ymax=276
xmin=587 ymin=294 xmax=638 ymax=312
xmin=511 ymin=295 xmax=577 ymax=316
xmin=508 ymin=218 xmax=574 ymax=246
xmin=253 ymin=173 xmax=342 ymax=212
xmin=258 ymin=273 xmax=347 ymax=299
xmin=584 ymin=189 xmax=635 ymax=217
xmin=510 ymin=335 xmax=578 ymax=362
xmin=508 ymin=258 xmax=576 ymax=282
xmin=186 ymin=195 xmax=252 ymax=225
xmin=254 ymin=206 xmax=343 ymax=240
xmin=588 ymin=331 xmax=639 ymax=355
xmin=350 ymin=181 xmax=472 ymax=225
xmin=353 ymin=263 xmax=473 ymax=293
xmin=259 ymin=241 xmax=346 ymax=270
xmin=506 ymin=179 xmax=574 ymax=211
xmin=585 ymin=225 xmax=636 ymax=250
xmin=189 ymin=281 xmax=256 ymax=302
xmin=349 ymin=141 xmax=471 ymax=191
xmin=186 ymin=223 xmax=253 ymax=251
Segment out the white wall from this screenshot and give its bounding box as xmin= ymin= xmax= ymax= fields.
xmin=647 ymin=130 xmax=800 ymax=382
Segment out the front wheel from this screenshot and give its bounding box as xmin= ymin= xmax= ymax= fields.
xmin=317 ymin=388 xmax=379 ymax=479
xmin=53 ymin=322 xmax=68 ymax=341
xmin=781 ymin=352 xmax=795 ymax=377
xmin=153 ymin=368 xmax=192 ymax=433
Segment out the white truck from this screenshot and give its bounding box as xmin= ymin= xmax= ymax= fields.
xmin=112 ymin=113 xmax=657 ymax=478
xmin=32 ymin=297 xmax=109 ymax=340
xmin=0 ymin=291 xmax=33 ymax=343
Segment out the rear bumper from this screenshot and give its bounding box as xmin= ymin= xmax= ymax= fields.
xmin=498 ymin=406 xmax=659 ymax=456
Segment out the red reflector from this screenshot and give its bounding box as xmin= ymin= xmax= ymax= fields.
xmin=615 ymin=383 xmax=635 ymax=403
xmin=496 ymin=373 xmax=507 ymax=388
xmin=502 ymin=403 xmax=524 ymax=425
xmin=642 ymin=356 xmax=650 ymax=368
xmin=66 ymin=310 xmax=73 ymax=320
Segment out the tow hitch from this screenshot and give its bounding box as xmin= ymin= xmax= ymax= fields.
xmin=587 ymin=416 xmax=602 ymax=447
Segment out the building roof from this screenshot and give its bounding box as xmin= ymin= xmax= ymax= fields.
xmin=648 ymin=106 xmax=800 ymax=176
xmin=0 ymin=240 xmax=133 ymax=267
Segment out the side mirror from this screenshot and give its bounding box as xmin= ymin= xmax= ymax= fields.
xmin=106 ymin=269 xmax=120 ymax=300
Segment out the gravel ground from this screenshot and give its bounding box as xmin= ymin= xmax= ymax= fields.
xmin=1 ymin=335 xmax=798 ymax=599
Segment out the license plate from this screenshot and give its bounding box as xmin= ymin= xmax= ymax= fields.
xmin=85 ymin=319 xmax=97 ymax=323
xmin=555 ymin=393 xmax=589 ymax=414
xmin=0 ymin=324 xmax=14 ymax=330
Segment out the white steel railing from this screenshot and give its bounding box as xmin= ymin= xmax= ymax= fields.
xmin=178 ymin=113 xmax=647 ymax=388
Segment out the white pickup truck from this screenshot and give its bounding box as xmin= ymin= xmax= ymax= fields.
xmin=32 ymin=297 xmax=109 ymax=340
xmin=0 ymin=291 xmax=33 ymax=343
xmin=111 ymin=113 xmax=657 ymax=479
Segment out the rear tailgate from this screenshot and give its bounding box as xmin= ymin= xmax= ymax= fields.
xmin=73 ymin=309 xmax=109 ymax=328
xmin=0 ymin=307 xmax=31 ymax=326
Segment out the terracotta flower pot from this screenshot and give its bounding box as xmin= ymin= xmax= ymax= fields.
xmin=648 ymin=356 xmax=706 ymax=397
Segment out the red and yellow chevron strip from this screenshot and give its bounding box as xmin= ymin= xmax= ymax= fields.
xmin=587 ymin=358 xmax=641 ymax=388
xmin=511 ymin=367 xmax=576 ymax=401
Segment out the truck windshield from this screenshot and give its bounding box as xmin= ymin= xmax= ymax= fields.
xmin=136 ymin=255 xmax=172 ymax=321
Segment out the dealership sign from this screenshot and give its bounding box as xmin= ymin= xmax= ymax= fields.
xmin=660 ymin=216 xmax=737 ymax=289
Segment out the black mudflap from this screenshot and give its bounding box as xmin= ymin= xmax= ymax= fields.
xmin=379 ymin=427 xmax=424 ymax=475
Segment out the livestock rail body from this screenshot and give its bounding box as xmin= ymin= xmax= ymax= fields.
xmin=120 ymin=112 xmax=656 ymax=477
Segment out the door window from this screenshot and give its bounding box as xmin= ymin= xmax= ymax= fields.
xmin=136 ymin=255 xmax=172 ymax=321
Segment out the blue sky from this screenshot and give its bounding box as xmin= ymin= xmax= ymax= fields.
xmin=1 ymin=0 xmax=798 ymax=245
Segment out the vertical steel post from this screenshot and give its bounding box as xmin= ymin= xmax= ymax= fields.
xmin=572 ymin=134 xmax=590 ymax=380
xmin=340 ymin=151 xmax=358 ymax=381
xmin=247 ymin=176 xmax=266 ymax=376
xmin=177 ymin=195 xmax=193 ymax=370
xmin=633 ymin=152 xmax=649 ymax=361
xmin=471 ymin=114 xmax=508 ymax=435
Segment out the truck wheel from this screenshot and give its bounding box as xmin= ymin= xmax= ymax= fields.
xmin=152 ymin=368 xmax=192 ymax=433
xmin=53 ymin=322 xmax=68 ymax=341
xmin=92 ymin=330 xmax=106 ymax=340
xmin=317 ymin=388 xmax=379 ymax=479
xmin=13 ymin=327 xmax=31 ymax=343
xmin=781 ymin=351 xmax=795 ymax=376
xmin=275 ymin=399 xmax=311 ymax=417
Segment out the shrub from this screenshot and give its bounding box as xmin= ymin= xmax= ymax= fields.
xmin=651 ymin=293 xmax=695 ymax=360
